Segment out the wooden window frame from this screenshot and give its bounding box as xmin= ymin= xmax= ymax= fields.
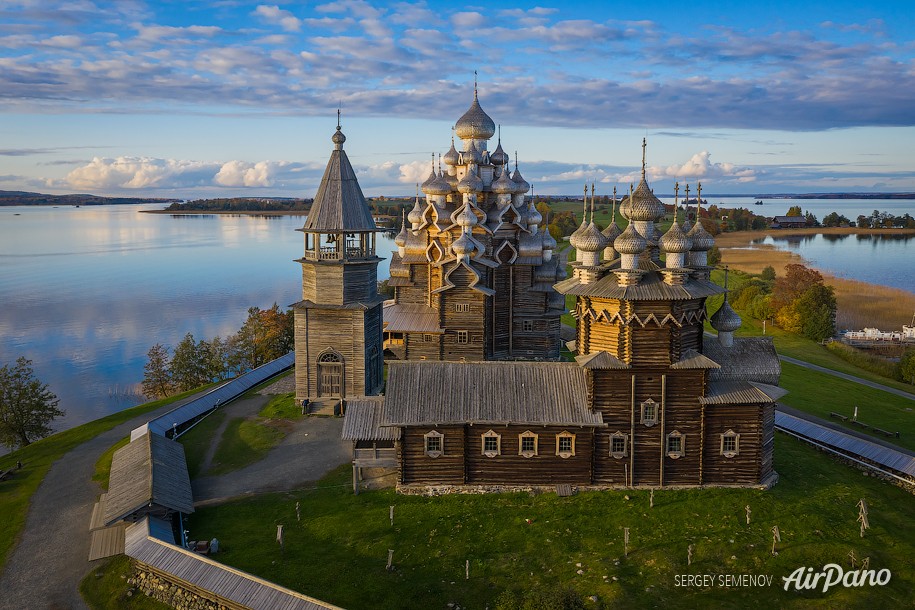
xmin=720 ymin=429 xmax=740 ymax=458
xmin=481 ymin=430 xmax=501 ymax=458
xmin=424 ymin=430 xmax=443 ymax=458
xmin=519 ymin=430 xmax=538 ymax=458
xmin=609 ymin=431 xmax=628 ymax=459
xmin=522 ymin=320 xmax=534 ymax=333
xmin=422 ymin=333 xmax=434 ymax=343
xmin=666 ymin=430 xmax=685 ymax=459
xmin=456 ymin=330 xmax=469 ymax=344
xmin=640 ymin=398 xmax=658 ymax=427
xmin=556 ymin=431 xmax=576 ymax=459
xmin=454 ymin=302 xmax=470 ymax=313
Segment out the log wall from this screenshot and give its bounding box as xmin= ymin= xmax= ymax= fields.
xmin=400 ymin=426 xmax=465 ymax=485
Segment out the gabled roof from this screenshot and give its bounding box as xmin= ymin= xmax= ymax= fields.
xmin=705 ymin=336 xmax=781 ymax=385
xmin=699 ymin=380 xmax=788 ymax=405
xmin=383 ymin=302 xmax=443 ymax=333
xmin=301 ymin=128 xmax=376 ymax=233
xmin=342 ymin=398 xmax=400 ymax=441
xmin=382 ymin=361 xmax=604 ymax=427
xmin=575 ymin=350 xmax=630 ymax=370
xmin=671 ymin=349 xmax=720 ymax=370
xmin=104 ymin=432 xmax=193 ymax=526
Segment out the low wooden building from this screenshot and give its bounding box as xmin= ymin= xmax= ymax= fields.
xmin=771 ymin=215 xmax=807 ymax=228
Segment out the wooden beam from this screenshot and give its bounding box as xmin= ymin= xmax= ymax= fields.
xmin=629 ymin=374 xmax=636 ymax=487
xmin=699 ymin=403 xmax=705 ymax=485
xmin=660 ymin=374 xmax=666 ymax=487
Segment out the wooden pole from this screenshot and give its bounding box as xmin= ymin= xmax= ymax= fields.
xmin=390 ymin=505 xmax=394 ymax=527
xmin=353 ymin=466 xmax=359 ymax=495
xmin=465 ymin=559 xmax=470 ymax=580
xmin=659 ymin=375 xmax=666 ymax=487
xmin=623 ymin=527 xmax=630 ymax=558
xmin=629 ymin=375 xmax=636 ymax=487
xmin=386 ymin=549 xmax=394 ymax=571
xmin=649 ymin=489 xmax=654 ymax=508
xmin=296 ymin=502 xmax=301 ymax=521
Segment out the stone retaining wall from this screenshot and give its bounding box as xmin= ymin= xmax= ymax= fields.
xmin=129 ymin=563 xmax=234 ymax=610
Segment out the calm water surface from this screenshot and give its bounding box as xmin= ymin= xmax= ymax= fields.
xmin=0 ymin=204 xmax=395 ymax=433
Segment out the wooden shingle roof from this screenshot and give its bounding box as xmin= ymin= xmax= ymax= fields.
xmin=575 ymin=351 xmax=630 ymax=370
xmin=300 ymin=133 xmax=376 ymax=233
xmin=104 ymin=432 xmax=193 ymax=526
xmin=554 ymin=269 xmax=725 ymax=301
xmin=705 ymin=337 xmax=781 ymax=385
xmin=125 ymin=518 xmax=341 ymax=610
xmin=671 ymin=349 xmax=721 ymax=370
xmin=342 ymin=398 xmax=400 ymax=441
xmin=700 ymin=380 xmax=787 ymax=405
xmin=382 ymin=361 xmax=604 ymax=427
xmin=383 ymin=302 xmax=443 ymax=333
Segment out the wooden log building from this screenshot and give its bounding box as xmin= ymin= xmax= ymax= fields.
xmin=315 ymin=93 xmax=783 ymax=492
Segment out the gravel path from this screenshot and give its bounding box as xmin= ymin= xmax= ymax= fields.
xmin=192 ymin=416 xmax=349 ymax=504
xmin=0 ymin=391 xmax=210 ymax=610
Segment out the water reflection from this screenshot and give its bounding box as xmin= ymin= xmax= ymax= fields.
xmin=0 ymin=204 xmax=396 ymax=433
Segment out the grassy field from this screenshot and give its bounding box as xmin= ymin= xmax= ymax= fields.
xmin=80 ymin=555 xmax=171 ymax=610
xmin=186 ymin=434 xmax=914 ymax=610
xmin=178 ymin=409 xmax=227 ymax=478
xmin=208 ymin=417 xmax=285 ymax=476
xmin=0 ymin=387 xmax=208 ymax=571
xmin=258 ymin=392 xmax=301 ymax=420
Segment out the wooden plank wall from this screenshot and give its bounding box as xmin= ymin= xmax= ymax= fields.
xmin=363 ymin=305 xmax=383 ymax=394
xmin=342 ymin=262 xmax=379 ymax=303
xmin=441 ymin=266 xmax=486 ymax=361
xmin=401 ymin=426 xmax=465 ymax=485
xmin=702 ymin=404 xmax=765 ymax=485
xmin=465 ymin=426 xmax=593 ymax=485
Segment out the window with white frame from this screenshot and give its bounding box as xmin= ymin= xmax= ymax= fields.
xmin=640 ymin=398 xmax=658 ymax=427
xmin=609 ymin=432 xmax=628 ymax=459
xmin=522 ymin=320 xmax=534 ymax=332
xmin=481 ymin=430 xmax=501 ymax=458
xmin=666 ymin=430 xmax=685 ymax=459
xmin=720 ymin=429 xmax=740 ymax=458
xmin=424 ymin=430 xmax=443 ymax=458
xmin=457 ymin=330 xmax=469 ymax=344
xmin=454 ymin=302 xmax=470 ymax=313
xmin=422 ymin=333 xmax=434 ymax=342
xmin=556 ymin=431 xmax=576 ymax=458
xmin=519 ymin=430 xmax=538 ymax=458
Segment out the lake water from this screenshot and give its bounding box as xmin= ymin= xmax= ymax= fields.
xmin=0 ymin=201 xmax=911 ymax=439
xmin=710 ymin=197 xmax=915 ymax=221
xmin=0 ymin=204 xmax=395 ymax=436
xmin=750 ymin=233 xmax=915 ymax=293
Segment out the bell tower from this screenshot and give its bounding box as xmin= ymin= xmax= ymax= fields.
xmin=293 ymin=116 xmax=384 ymax=403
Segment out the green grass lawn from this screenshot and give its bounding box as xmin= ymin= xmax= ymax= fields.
xmin=79 ymin=556 xmax=171 ymax=610
xmin=0 ymin=386 xmax=208 ymax=571
xmin=178 ymin=409 xmax=227 ymax=479
xmin=258 ymin=392 xmax=301 ymax=420
xmin=208 ymin=417 xmax=285 ymax=476
xmin=186 ymin=434 xmax=914 ymax=609
xmin=778 ymin=361 xmax=915 ymax=451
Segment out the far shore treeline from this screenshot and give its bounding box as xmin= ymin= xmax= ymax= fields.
xmin=142 ymin=304 xmax=293 ymax=399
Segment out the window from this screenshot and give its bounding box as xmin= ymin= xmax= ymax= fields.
xmin=481 ymin=430 xmax=501 ymax=458
xmin=666 ymin=431 xmax=685 ymax=459
xmin=424 ymin=430 xmax=443 ymax=458
xmin=556 ymin=431 xmax=576 ymax=458
xmin=720 ymin=429 xmax=740 ymax=458
xmin=609 ymin=432 xmax=628 ymax=459
xmin=422 ymin=333 xmax=434 ymax=343
xmin=457 ymin=330 xmax=469 ymax=344
xmin=640 ymin=398 xmax=658 ymax=427
xmin=454 ymin=302 xmax=470 ymax=313
xmin=522 ymin=320 xmax=534 ymax=332
xmin=519 ymin=431 xmax=538 ymax=458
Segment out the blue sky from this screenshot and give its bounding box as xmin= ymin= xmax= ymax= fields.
xmin=1 ymin=0 xmax=914 ymax=197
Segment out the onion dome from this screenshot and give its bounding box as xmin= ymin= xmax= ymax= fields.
xmin=490 ymin=140 xmax=509 ymax=166
xmin=444 ymin=171 xmax=459 ymax=188
xmin=492 ymin=167 xmax=516 ymax=194
xmin=627 ymin=179 xmax=665 ymax=221
xmin=614 ymin=222 xmax=647 ymax=255
xmin=451 ymin=231 xmax=476 ymax=256
xmin=710 ymin=297 xmax=742 ymax=333
xmin=454 ymin=88 xmax=496 ymax=141
xmin=456 ymin=203 xmax=478 ymax=229
xmin=534 ymin=262 xmax=554 ymax=283
xmin=687 ymin=220 xmax=715 ymax=252
xmin=420 ymin=160 xmax=438 ymax=194
xmin=681 ymin=214 xmax=693 ymax=233
xmin=511 ymin=166 xmax=530 ymax=194
xmin=464 ymin=140 xmax=482 ymax=165
xmin=457 ymin=168 xmax=483 ymax=193
xmin=331 ymin=126 xmax=346 ymax=148
xmin=601 ymin=220 xmax=621 ymax=244
xmin=424 ymin=170 xmax=451 ymax=196
xmin=394 ymin=211 xmax=409 ymax=247
xmin=408 ymin=193 xmax=423 ymax=226
xmin=443 ymin=137 xmax=460 ymax=166
xmin=527 ymin=203 xmax=543 ymax=226
xmin=542 ymin=228 xmax=557 ymax=250
xmin=571 ymin=222 xmax=606 ymax=253
xmin=660 ymin=221 xmax=693 ymax=254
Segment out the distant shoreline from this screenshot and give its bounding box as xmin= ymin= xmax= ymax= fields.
xmin=140 ymin=209 xmax=309 ymax=216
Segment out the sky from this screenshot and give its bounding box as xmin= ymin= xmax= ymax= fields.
xmin=1 ymin=0 xmax=914 ymax=197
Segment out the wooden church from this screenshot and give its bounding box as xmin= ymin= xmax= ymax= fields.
xmin=302 ymin=91 xmax=783 ymax=492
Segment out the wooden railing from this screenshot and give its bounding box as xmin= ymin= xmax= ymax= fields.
xmin=301 ymin=246 xmax=375 ymax=261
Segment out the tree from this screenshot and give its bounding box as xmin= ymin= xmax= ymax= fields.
xmin=199 ymin=336 xmax=229 ymax=383
xmin=171 ymin=332 xmax=208 ymax=392
xmin=0 ymin=357 xmax=64 ymax=449
xmin=794 ymin=283 xmax=837 ymax=342
xmin=771 ymin=264 xmax=824 ymax=312
xmin=707 ymin=245 xmax=722 ymax=266
xmin=900 ymin=348 xmax=915 ymax=386
xmin=786 ymin=205 xmax=803 ymax=217
xmin=760 ymin=265 xmax=776 ymax=281
xmin=142 ymin=344 xmax=172 ymax=399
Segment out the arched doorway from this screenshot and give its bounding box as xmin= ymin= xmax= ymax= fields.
xmin=317 ymin=351 xmax=343 ymax=397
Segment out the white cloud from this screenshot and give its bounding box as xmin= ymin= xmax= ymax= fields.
xmin=65 ymin=157 xmax=217 ymax=189
xmin=253 ymin=5 xmax=302 ymax=32
xmin=658 ymin=151 xmax=757 ymax=183
xmin=397 ymin=160 xmax=431 ymax=184
xmin=214 ymin=160 xmax=280 ymax=187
